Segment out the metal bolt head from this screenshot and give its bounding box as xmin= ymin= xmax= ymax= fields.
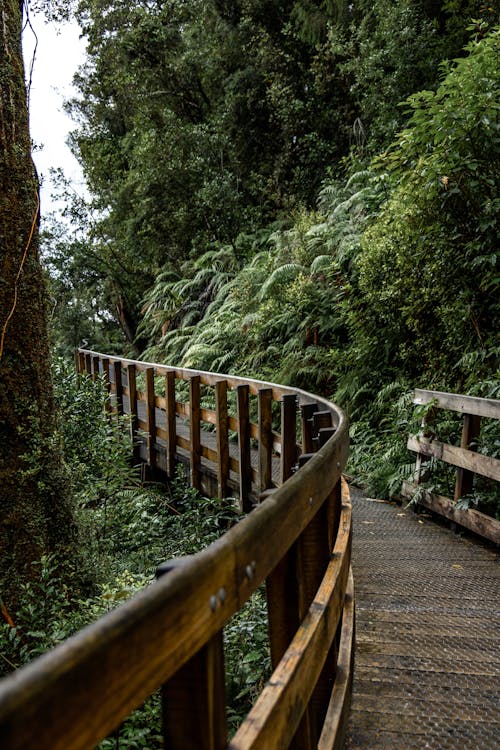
xmin=218 ymin=587 xmax=226 ymax=604
xmin=210 ymin=595 xmax=217 ymax=612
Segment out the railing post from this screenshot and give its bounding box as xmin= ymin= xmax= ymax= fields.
xmin=91 ymin=355 xmax=101 ymax=381
xmin=413 ymin=406 xmax=435 ymax=485
xmin=237 ymin=384 xmax=252 ymax=512
xmin=304 ymin=476 xmax=343 ymax=745
xmin=312 ymin=410 xmax=332 ymax=451
xmin=190 ymin=375 xmax=201 ymax=491
xmin=215 ymin=380 xmax=229 ymax=498
xmin=100 ymin=358 xmax=111 ymax=413
xmin=266 ymin=397 xmax=337 ymax=749
xmin=301 ymin=402 xmax=318 ymax=454
xmin=156 ymin=559 xmax=227 ymax=750
xmin=78 ymin=350 xmax=85 ymax=375
xmin=165 ymin=370 xmax=177 ymax=478
xmin=280 ymin=394 xmax=297 ymax=483
xmin=258 ymin=388 xmax=273 ymax=493
xmin=127 ymin=364 xmax=138 ymax=457
xmin=85 ymin=352 xmax=92 ymax=375
xmin=112 ymin=360 xmax=123 ymax=416
xmin=145 ymin=367 xmax=157 ymax=469
xmin=454 ymin=412 xmax=481 ymax=501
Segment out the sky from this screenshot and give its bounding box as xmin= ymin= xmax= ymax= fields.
xmin=22 ymin=14 xmax=86 ymax=217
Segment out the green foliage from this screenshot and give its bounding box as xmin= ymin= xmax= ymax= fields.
xmin=225 ymin=588 xmax=271 ymax=735
xmin=0 ymin=554 xmax=81 ymax=673
xmin=348 ymin=27 xmax=499 ymax=397
xmin=328 ymin=0 xmax=494 ymax=150
xmin=1 ymin=364 xmax=268 ymax=740
xmin=140 ymin=27 xmax=499 ymax=503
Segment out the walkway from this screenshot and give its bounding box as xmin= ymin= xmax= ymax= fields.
xmin=346 ymin=487 xmax=499 ymax=749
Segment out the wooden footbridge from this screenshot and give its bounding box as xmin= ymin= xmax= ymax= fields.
xmin=0 ymin=351 xmax=498 ymax=749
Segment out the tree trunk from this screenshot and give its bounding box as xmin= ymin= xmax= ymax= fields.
xmin=0 ymin=1 xmax=78 ymax=611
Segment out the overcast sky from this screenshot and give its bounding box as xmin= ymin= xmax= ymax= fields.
xmin=23 ymin=14 xmax=86 ymax=218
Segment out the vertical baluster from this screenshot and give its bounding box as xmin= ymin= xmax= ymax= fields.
xmin=78 ymin=350 xmax=85 ymax=374
xmin=454 ymin=412 xmax=481 ymax=502
xmin=91 ymin=355 xmax=100 ymax=381
xmin=112 ymin=361 xmax=123 ymax=416
xmin=413 ymin=406 xmax=435 ymax=486
xmin=145 ymin=367 xmax=156 ymax=469
xmin=165 ymin=370 xmax=177 ymax=478
xmin=258 ymin=388 xmax=273 ymax=493
xmin=265 ymin=393 xmax=300 ymax=686
xmin=73 ymin=350 xmax=80 ymax=378
xmin=190 ymin=376 xmax=201 ymax=491
xmin=301 ymin=402 xmax=318 ymax=454
xmin=280 ymin=394 xmax=297 ymax=484
xmin=127 ymin=364 xmax=138 ymax=456
xmin=237 ymin=384 xmax=252 ymax=512
xmin=156 ymin=559 xmax=227 ymax=750
xmin=215 ymin=380 xmax=229 ymax=498
xmin=85 ymin=352 xmax=92 ymax=375
xmin=101 ymin=358 xmax=111 ymax=413
xmin=312 ymin=411 xmax=332 ymax=451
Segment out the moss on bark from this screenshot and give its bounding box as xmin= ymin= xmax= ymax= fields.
xmin=0 ymin=0 xmax=80 ymax=611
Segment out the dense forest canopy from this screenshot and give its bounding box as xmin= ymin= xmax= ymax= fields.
xmin=39 ymin=1 xmax=498 ymax=496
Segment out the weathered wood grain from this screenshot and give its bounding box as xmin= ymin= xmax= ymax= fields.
xmin=454 ymin=413 xmax=481 ymax=501
xmin=228 ymin=494 xmax=351 ymax=750
xmin=237 ymin=385 xmax=252 ymax=512
xmin=258 ymin=388 xmax=273 ymax=492
xmin=165 ymin=370 xmax=176 ymax=477
xmin=127 ymin=364 xmax=138 ymax=451
xmin=317 ymin=567 xmax=354 ymax=750
xmin=112 ymin=360 xmax=123 ymax=415
xmin=280 ymin=394 xmax=297 ymax=484
xmin=190 ymin=375 xmax=201 ymax=490
xmin=413 ymin=388 xmax=500 ymax=420
xmin=215 ymin=379 xmax=229 ymax=498
xmin=407 ymin=435 xmax=500 ymax=482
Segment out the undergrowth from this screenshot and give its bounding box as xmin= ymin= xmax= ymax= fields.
xmin=0 ymin=361 xmax=270 ymax=745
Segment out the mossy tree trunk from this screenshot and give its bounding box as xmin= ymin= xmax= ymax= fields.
xmin=0 ymin=1 xmax=78 ymax=612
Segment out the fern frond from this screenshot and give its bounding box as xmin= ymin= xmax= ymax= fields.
xmin=259 ymin=263 xmax=305 ymax=301
xmin=310 ymin=255 xmax=335 ymax=275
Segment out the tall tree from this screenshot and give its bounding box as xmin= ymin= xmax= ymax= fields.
xmin=0 ymin=0 xmax=77 ymax=611
xmin=62 ymin=0 xmax=356 ymax=348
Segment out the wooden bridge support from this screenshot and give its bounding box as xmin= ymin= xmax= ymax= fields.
xmin=157 ymin=558 xmax=227 ymax=750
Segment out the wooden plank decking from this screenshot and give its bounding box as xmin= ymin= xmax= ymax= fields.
xmin=346 ymin=487 xmax=499 ymax=750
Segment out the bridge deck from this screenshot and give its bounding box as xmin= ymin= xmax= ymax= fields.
xmin=346 ymin=487 xmax=499 ymax=750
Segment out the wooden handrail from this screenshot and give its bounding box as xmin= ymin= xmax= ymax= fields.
xmin=0 ymin=350 xmax=354 ymax=749
xmin=403 ymin=388 xmax=500 ymax=544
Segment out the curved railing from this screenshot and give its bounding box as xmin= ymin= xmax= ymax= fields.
xmin=0 ymin=350 xmax=354 ymax=750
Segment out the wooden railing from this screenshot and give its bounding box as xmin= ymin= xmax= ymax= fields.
xmin=402 ymin=388 xmax=500 ymax=544
xmin=0 ymin=350 xmax=354 ymax=750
